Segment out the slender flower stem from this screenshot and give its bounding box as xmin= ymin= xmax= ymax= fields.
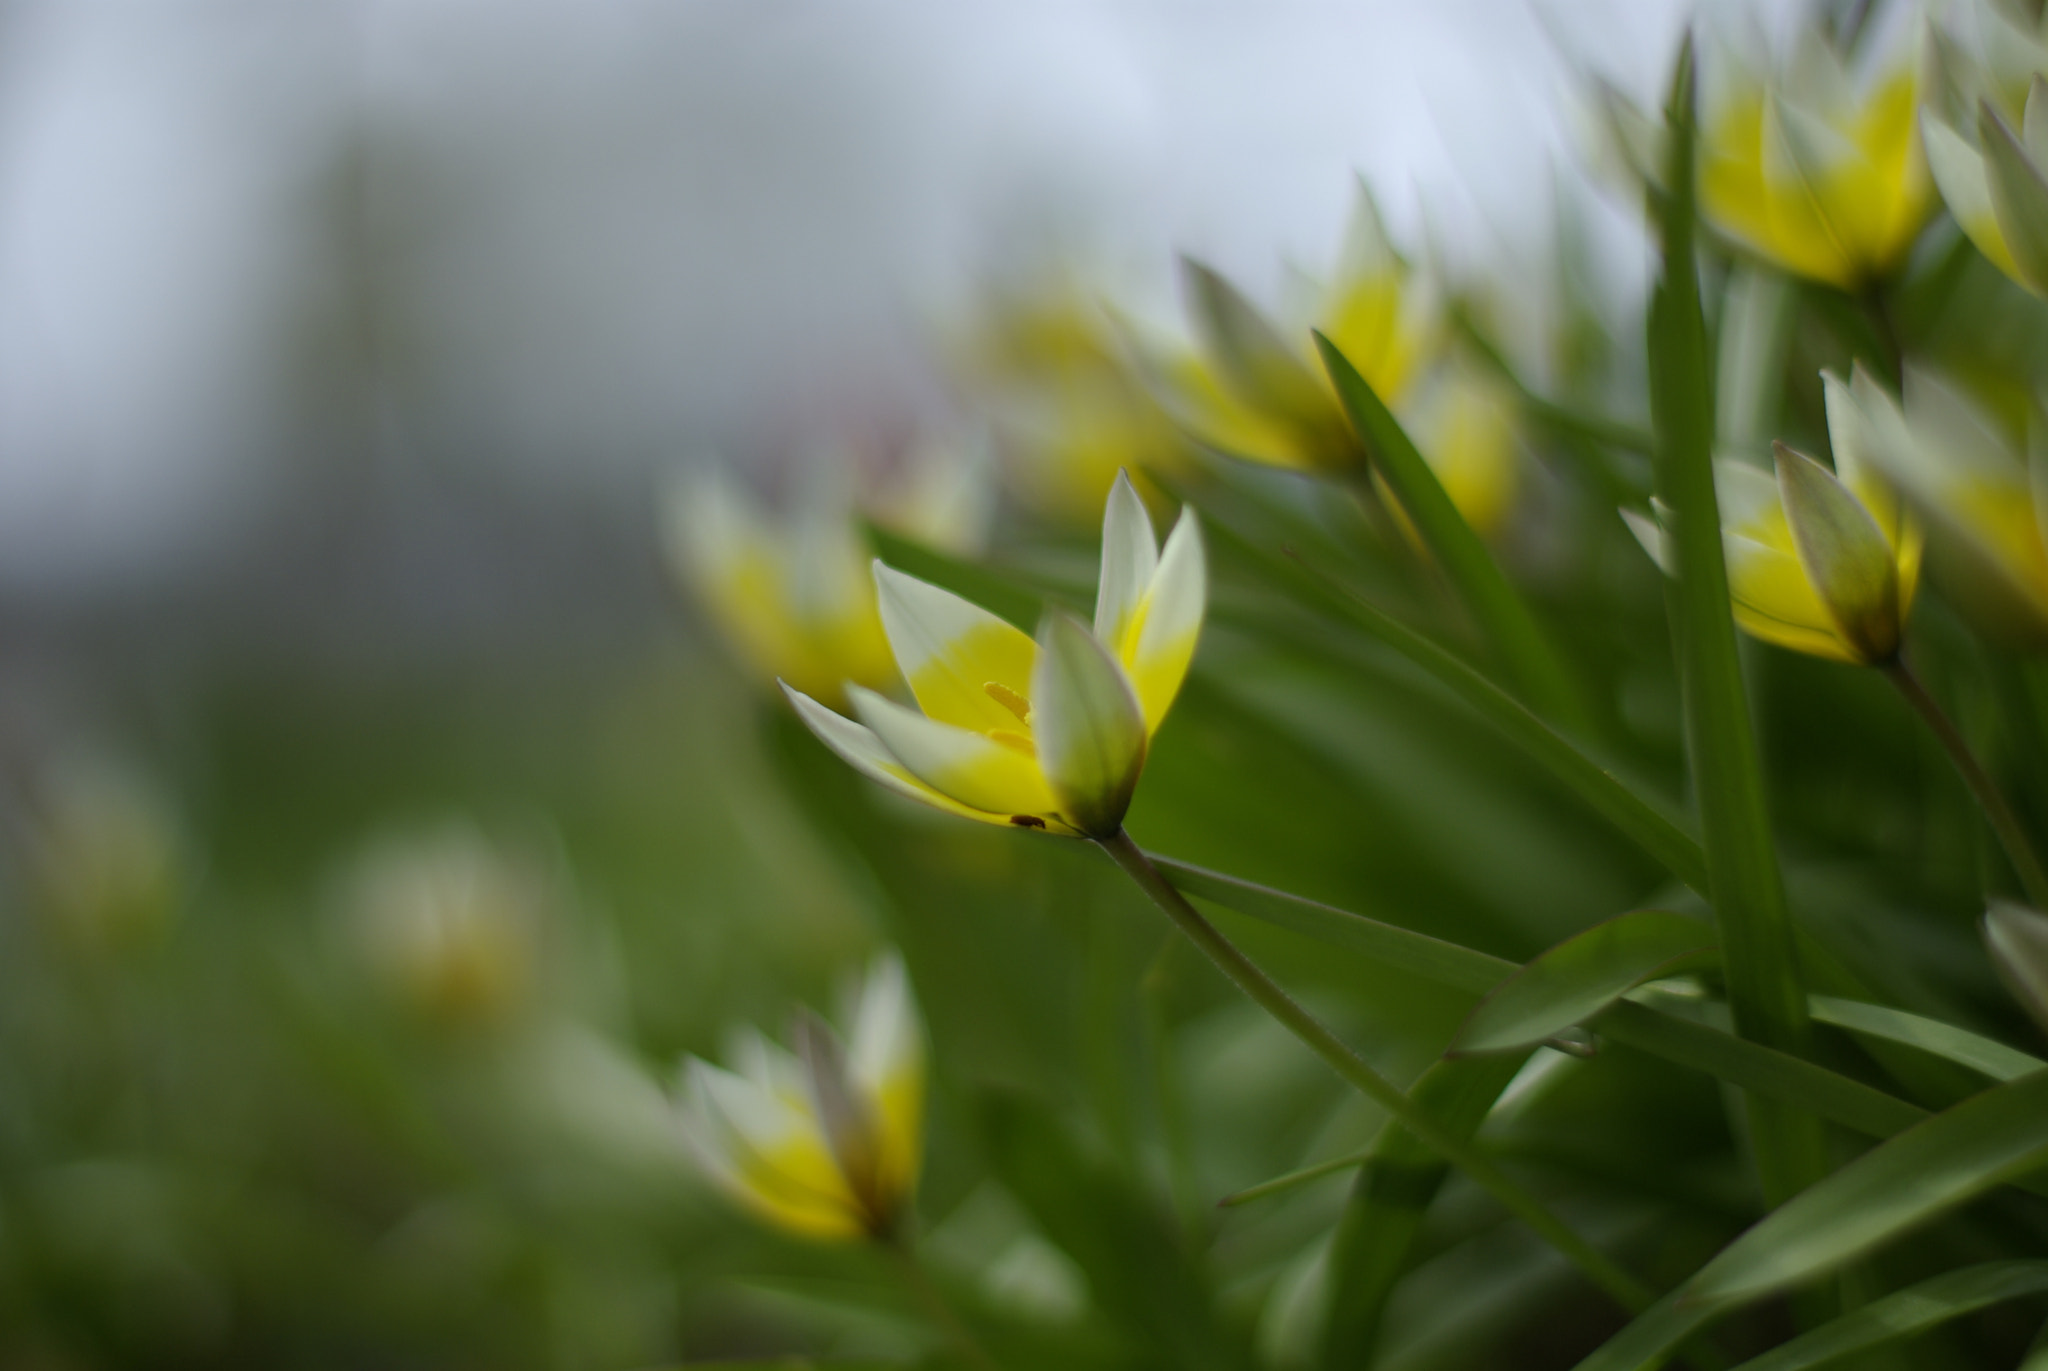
xmin=881 ymin=1230 xmax=1002 ymax=1371
xmin=1885 ymin=660 xmax=2048 ymax=910
xmin=1095 ymin=828 xmax=1657 ymax=1315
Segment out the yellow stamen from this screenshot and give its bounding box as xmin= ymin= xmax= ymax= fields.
xmin=984 ymin=681 xmax=1033 ymax=723
xmin=988 ymin=730 xmax=1037 ymax=758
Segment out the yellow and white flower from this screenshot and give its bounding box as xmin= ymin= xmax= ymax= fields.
xmin=1151 ymin=188 xmax=1442 ymax=476
xmin=343 ymin=821 xmax=545 ymax=1028
xmin=663 ymin=467 xmax=898 ymax=708
xmin=1699 ymin=32 xmax=1931 ymax=288
xmin=678 ymin=956 xmax=924 ymax=1242
xmin=1924 ymin=75 xmax=2048 ymax=298
xmin=1627 ymin=367 xmax=1922 ymax=664
xmin=1852 ymin=367 xmax=2048 ymax=649
xmin=784 ymin=470 xmax=1205 ymax=838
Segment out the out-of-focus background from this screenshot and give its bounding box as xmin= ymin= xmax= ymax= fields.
xmin=0 ymin=1 xmax=1838 ymax=1366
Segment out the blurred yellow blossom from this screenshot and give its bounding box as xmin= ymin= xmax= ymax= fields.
xmin=1699 ymin=32 xmax=1931 ymax=288
xmin=785 ymin=470 xmax=1204 ymax=838
xmin=663 ymin=467 xmax=898 ymax=708
xmin=1157 ymin=188 xmax=1441 ymax=475
xmin=21 ymin=755 xmax=185 ymax=954
xmin=1627 ymin=368 xmax=1921 ymax=664
xmin=343 ymin=822 xmax=545 ymax=1029
xmin=1924 ymin=76 xmax=2048 ymax=297
xmin=962 ymin=277 xmax=1191 ymax=522
xmin=678 ymin=956 xmax=924 ymax=1241
xmin=1854 ymin=367 xmax=2048 ymax=649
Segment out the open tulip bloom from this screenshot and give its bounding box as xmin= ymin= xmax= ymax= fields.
xmin=678 ymin=956 xmax=924 ymax=1242
xmin=1925 ymin=75 xmax=2048 ymax=299
xmin=1698 ymin=33 xmax=1930 ymax=289
xmin=784 ymin=471 xmax=1205 ymax=839
xmin=1627 ymin=368 xmax=1922 ymax=666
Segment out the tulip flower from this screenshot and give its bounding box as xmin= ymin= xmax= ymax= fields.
xmin=344 ymin=822 xmax=545 ymax=1028
xmin=1924 ymin=77 xmax=2048 ymax=298
xmin=1698 ymin=35 xmax=1930 ymax=288
xmin=784 ymin=470 xmax=1205 ymax=839
xmin=1152 ymin=188 xmax=1441 ymax=476
xmin=678 ymin=957 xmax=924 ymax=1242
xmin=1626 ymin=368 xmax=1922 ymax=664
xmin=663 ymin=468 xmax=899 ymax=708
xmin=1851 ymin=366 xmax=2048 ymax=650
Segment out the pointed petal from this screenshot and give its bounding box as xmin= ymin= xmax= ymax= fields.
xmin=1924 ymin=115 xmax=2021 ymax=281
xmin=1761 ymin=93 xmax=1857 ymax=286
xmin=1095 ymin=470 xmax=1159 ymax=651
xmin=682 ymin=1057 xmax=864 ymax=1240
xmin=1724 ymin=532 xmax=1859 ymax=662
xmin=1181 ymin=256 xmax=1332 ymax=426
xmin=1773 ymin=441 xmax=1903 ymax=662
xmin=1621 ymin=506 xmax=1674 ymax=576
xmin=1124 ymin=510 xmax=1207 ymax=732
xmin=1822 ymin=368 xmax=1913 ymax=549
xmin=872 ymin=563 xmax=1039 ymax=734
xmin=849 ymin=686 xmax=1058 ymax=819
xmin=847 ymin=955 xmax=924 ymax=1203
xmin=2026 ymin=74 xmax=2048 ymax=167
xmin=782 ymin=683 xmax=1013 ymax=827
xmin=1030 ymin=613 xmax=1147 ymax=838
xmin=1981 ymin=99 xmax=2048 ymax=293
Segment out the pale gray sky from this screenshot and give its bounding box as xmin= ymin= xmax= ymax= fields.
xmin=0 ymin=0 xmax=1742 ymax=593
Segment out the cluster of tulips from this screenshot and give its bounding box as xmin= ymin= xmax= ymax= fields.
xmin=665 ymin=6 xmax=2048 ymax=1368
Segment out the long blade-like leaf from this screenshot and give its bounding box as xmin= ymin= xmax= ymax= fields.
xmin=1322 ymin=1054 xmax=1529 ymax=1365
xmin=1315 ymin=330 xmax=1590 ymax=732
xmin=1730 ymin=1262 xmax=2048 ymax=1370
xmin=1644 ymin=35 xmax=1827 ymax=1208
xmin=1451 ymin=911 xmax=1718 ymax=1056
xmin=1689 ymin=1070 xmax=2048 ymax=1305
xmin=1809 ymin=995 xmax=2047 ymax=1083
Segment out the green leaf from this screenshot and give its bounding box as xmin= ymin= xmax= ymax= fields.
xmin=1644 ymin=35 xmax=1827 ymax=1208
xmin=1728 ymin=1261 xmax=2048 ymax=1370
xmin=974 ymin=1088 xmax=1249 ymax=1371
xmin=1808 ymin=994 xmax=2046 ymax=1083
xmin=1689 ymin=1070 xmax=2048 ymax=1305
xmin=1179 ymin=500 xmax=1712 ymax=896
xmin=1322 ymin=1054 xmax=1529 ymax=1366
xmin=1151 ymin=854 xmax=1510 ymax=996
xmin=1148 ymin=853 xmax=1937 ymax=1148
xmin=1315 ymin=330 xmax=1590 ymax=732
xmin=1450 ymin=911 xmax=1718 ymax=1056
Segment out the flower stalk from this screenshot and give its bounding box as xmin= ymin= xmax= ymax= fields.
xmin=1094 ymin=827 xmax=1657 ymax=1316
xmin=1883 ymin=660 xmax=2048 ymax=910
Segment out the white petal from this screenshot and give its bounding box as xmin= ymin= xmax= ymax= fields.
xmin=1031 ymin=613 xmax=1148 ymax=837
xmin=872 ymin=563 xmax=1039 ymax=734
xmin=1127 ymin=510 xmax=1207 ymax=732
xmin=782 ymin=683 xmax=1012 ymax=826
xmin=1621 ymin=506 xmax=1673 ymax=576
xmin=1923 ymin=116 xmax=2010 ymax=268
xmin=1094 ymin=470 xmax=1159 ymax=651
xmin=1714 ymin=457 xmax=1787 ymax=537
xmin=848 ymin=954 xmax=922 ymax=1098
xmin=849 ymin=686 xmax=1058 ymax=819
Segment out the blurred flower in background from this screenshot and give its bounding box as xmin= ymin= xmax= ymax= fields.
xmin=1925 ymin=74 xmax=2048 ymax=299
xmin=340 ymin=820 xmax=547 ymax=1029
xmin=679 ymin=955 xmax=925 ymax=1242
xmin=1858 ymin=367 xmax=2048 ymax=650
xmin=15 ymin=754 xmax=188 ymax=956
xmin=1697 ymin=24 xmax=1930 ymax=288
